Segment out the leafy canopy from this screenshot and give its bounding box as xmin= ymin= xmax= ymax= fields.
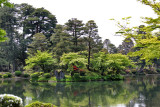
xmin=0 ymin=0 xmax=13 ymax=8
xmin=24 ymin=50 xmax=57 ymax=73
xmin=60 ymin=52 xmax=87 ymax=72
xmin=0 ymin=29 xmax=7 ymax=42
xmin=111 ymin=0 xmax=160 ymax=64
xmin=92 ymin=52 xmax=134 ymax=74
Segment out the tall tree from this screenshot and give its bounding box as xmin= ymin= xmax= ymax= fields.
xmin=15 ymin=4 xmax=36 ymax=66
xmin=0 ymin=6 xmax=19 ymax=72
xmin=50 ymin=24 xmax=72 ymax=60
xmin=24 ymin=7 xmax=57 ymax=38
xmin=65 ymin=18 xmax=84 ymax=52
xmin=85 ymin=20 xmax=98 ymax=69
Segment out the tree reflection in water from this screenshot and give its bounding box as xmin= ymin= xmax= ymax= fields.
xmin=0 ymin=75 xmax=160 ymax=107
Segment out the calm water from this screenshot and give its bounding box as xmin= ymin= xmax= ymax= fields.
xmin=0 ymin=75 xmax=160 ymax=107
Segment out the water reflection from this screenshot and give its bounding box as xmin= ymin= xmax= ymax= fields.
xmin=0 ymin=75 xmax=160 ymax=107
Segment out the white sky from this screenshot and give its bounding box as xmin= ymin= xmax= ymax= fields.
xmin=10 ymin=0 xmax=157 ymax=46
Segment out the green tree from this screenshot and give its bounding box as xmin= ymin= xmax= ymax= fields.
xmin=25 ymin=7 xmax=57 ymax=38
xmin=28 ymin=33 xmax=49 ymax=55
xmin=111 ymin=0 xmax=160 ymax=72
xmin=65 ymin=18 xmax=85 ymax=52
xmin=15 ymin=4 xmax=36 ymax=66
xmin=91 ymin=52 xmax=108 ymax=75
xmin=91 ymin=52 xmax=133 ymax=75
xmin=60 ymin=52 xmax=87 ymax=75
xmin=24 ymin=50 xmax=57 ymax=73
xmin=0 ymin=0 xmax=13 ymax=7
xmin=50 ymin=24 xmax=72 ymax=60
xmin=84 ymin=20 xmax=99 ymax=69
xmin=0 ymin=6 xmax=20 ymax=72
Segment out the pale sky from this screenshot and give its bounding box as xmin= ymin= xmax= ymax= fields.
xmin=10 ymin=0 xmax=157 ymax=46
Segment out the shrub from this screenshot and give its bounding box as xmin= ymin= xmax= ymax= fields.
xmin=15 ymin=71 xmax=22 ymax=77
xmin=57 ymin=78 xmax=66 ymax=82
xmin=38 ymin=77 xmax=48 ymax=82
xmin=30 ymin=72 xmax=40 ymax=81
xmin=0 ymin=94 xmax=23 ymax=107
xmin=31 ymin=72 xmax=39 ymax=79
xmin=107 ymin=74 xmax=124 ymax=80
xmin=72 ymin=73 xmax=80 ymax=81
xmin=65 ymin=76 xmax=72 ymax=82
xmin=49 ymin=77 xmax=57 ymax=82
xmin=157 ymin=68 xmax=160 ymax=73
xmin=44 ymin=73 xmax=51 ymax=78
xmin=6 ymin=73 xmax=12 ymax=78
xmin=85 ymin=72 xmax=100 ymax=77
xmin=120 ymin=71 xmax=126 ymax=75
xmin=80 ymin=76 xmax=89 ymax=82
xmin=39 ymin=72 xmax=44 ymax=75
xmin=0 ymin=74 xmax=2 ymax=78
xmin=23 ymin=73 xmax=30 ymax=78
xmin=25 ymin=101 xmax=56 ymax=107
xmin=131 ymin=69 xmax=137 ymax=74
xmin=3 ymin=74 xmax=8 ymax=78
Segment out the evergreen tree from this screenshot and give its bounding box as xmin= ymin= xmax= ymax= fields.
xmin=50 ymin=24 xmax=72 ymax=60
xmin=27 ymin=33 xmax=49 ymax=55
xmin=85 ymin=20 xmax=99 ymax=69
xmin=24 ymin=7 xmax=57 ymax=38
xmin=65 ymin=18 xmax=85 ymax=52
xmin=0 ymin=6 xmax=19 ymax=72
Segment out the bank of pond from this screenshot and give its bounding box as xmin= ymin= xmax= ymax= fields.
xmin=0 ymin=69 xmax=160 ymax=82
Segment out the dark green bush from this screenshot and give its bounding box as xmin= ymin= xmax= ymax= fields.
xmin=85 ymin=71 xmax=100 ymax=77
xmin=0 ymin=74 xmax=2 ymax=78
xmin=72 ymin=73 xmax=81 ymax=81
xmin=15 ymin=71 xmax=22 ymax=76
xmin=3 ymin=74 xmax=8 ymax=78
xmin=25 ymin=101 xmax=56 ymax=107
xmin=23 ymin=73 xmax=30 ymax=78
xmin=30 ymin=72 xmax=41 ymax=81
xmin=44 ymin=73 xmax=51 ymax=78
xmin=89 ymin=76 xmax=102 ymax=81
xmin=157 ymin=68 xmax=160 ymax=73
xmin=6 ymin=73 xmax=12 ymax=78
xmin=73 ymin=73 xmax=80 ymax=78
xmin=80 ymin=76 xmax=89 ymax=82
xmin=31 ymin=72 xmax=39 ymax=79
xmin=57 ymin=78 xmax=66 ymax=82
xmin=65 ymin=76 xmax=72 ymax=82
xmin=108 ymin=74 xmax=124 ymax=80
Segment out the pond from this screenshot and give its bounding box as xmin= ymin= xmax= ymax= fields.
xmin=0 ymin=75 xmax=160 ymax=107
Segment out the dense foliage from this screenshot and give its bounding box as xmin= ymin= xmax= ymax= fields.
xmin=24 ymin=51 xmax=57 ymax=73
xmin=0 ymin=0 xmax=160 ymax=82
